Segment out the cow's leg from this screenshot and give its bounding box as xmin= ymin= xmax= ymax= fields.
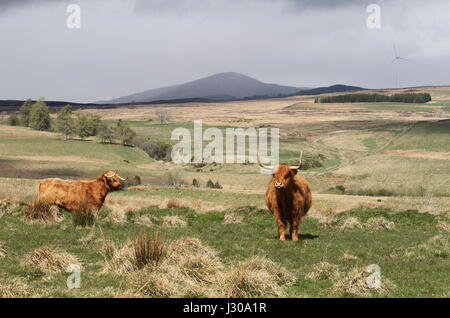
xmin=290 ymin=216 xmax=301 ymax=241
xmin=276 ymin=217 xmax=286 ymax=241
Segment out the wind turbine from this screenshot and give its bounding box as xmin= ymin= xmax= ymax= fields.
xmin=391 ymin=41 xmax=410 ymax=89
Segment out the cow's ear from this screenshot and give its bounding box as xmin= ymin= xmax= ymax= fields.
xmin=290 ymin=169 xmax=298 ymax=176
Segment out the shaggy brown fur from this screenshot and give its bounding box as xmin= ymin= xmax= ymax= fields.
xmin=264 ymin=164 xmax=312 ymax=241
xmin=38 ymin=171 xmax=123 ymax=212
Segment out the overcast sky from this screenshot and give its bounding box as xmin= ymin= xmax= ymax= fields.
xmin=1 ymin=0 xmax=449 ymax=103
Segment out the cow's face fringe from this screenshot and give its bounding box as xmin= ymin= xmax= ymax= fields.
xmin=271 ymin=164 xmax=298 ymax=190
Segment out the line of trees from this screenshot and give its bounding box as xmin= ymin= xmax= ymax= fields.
xmin=13 ymin=100 xmax=137 ymax=146
xmin=315 ymin=93 xmax=432 ymax=104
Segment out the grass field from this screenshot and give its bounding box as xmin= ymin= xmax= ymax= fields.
xmin=0 ymin=86 xmax=449 ymax=298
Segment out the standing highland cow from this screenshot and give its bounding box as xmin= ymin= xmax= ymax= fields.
xmin=258 ymin=153 xmax=312 ymax=241
xmin=38 ymin=171 xmax=125 ymax=212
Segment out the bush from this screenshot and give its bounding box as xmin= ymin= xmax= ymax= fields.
xmin=137 ymin=139 xmax=172 ymax=161
xmin=7 ymin=114 xmax=20 ymax=126
xmin=192 ymin=178 xmax=200 ymax=188
xmin=116 ymin=120 xmax=136 ymax=146
xmin=19 ymin=99 xmax=33 ymax=127
xmin=97 ymin=122 xmax=115 ymax=144
xmin=123 ymin=176 xmax=141 ymax=188
xmin=29 ymin=100 xmax=51 ymax=131
xmin=164 ymin=171 xmax=185 ymax=186
xmin=206 ymin=179 xmax=222 ymax=189
xmin=54 ymin=105 xmax=75 ymax=140
xmin=206 ymin=179 xmax=215 ymax=188
xmin=74 ymin=111 xmax=101 ymax=140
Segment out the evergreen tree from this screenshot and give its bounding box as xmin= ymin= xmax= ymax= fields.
xmin=55 ymin=105 xmax=75 ymax=140
xmin=19 ymin=99 xmax=33 ymax=127
xmin=29 ymin=100 xmax=51 ymax=131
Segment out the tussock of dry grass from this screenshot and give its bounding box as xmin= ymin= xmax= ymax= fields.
xmin=134 ymin=215 xmax=154 ymax=227
xmin=339 ymin=217 xmax=363 ymax=230
xmin=121 ymin=237 xmax=294 ymax=298
xmin=342 ymin=253 xmax=359 ymax=260
xmin=101 ymin=240 xmax=135 ymax=275
xmin=436 ymin=220 xmax=450 ymax=232
xmin=393 ymin=235 xmax=450 ymax=260
xmin=22 ymin=200 xmax=61 ymax=225
xmin=166 ymin=199 xmax=184 ymax=209
xmin=307 ymin=262 xmax=392 ymax=296
xmin=220 ymin=256 xmax=296 ymax=298
xmin=102 ymin=231 xmax=166 ymax=274
xmin=72 ymin=204 xmax=96 ymax=227
xmin=313 ymin=213 xmax=395 ymax=231
xmin=0 ymin=278 xmax=30 ymax=298
xmin=133 ymin=231 xmax=165 ymax=269
xmin=161 ymin=215 xmax=187 ymax=228
xmin=166 ymin=237 xmax=223 ymax=284
xmin=365 ymin=217 xmax=395 ymax=230
xmin=22 ymin=246 xmax=81 ymax=275
xmin=223 ymin=212 xmax=244 ymax=224
xmin=330 ymin=266 xmax=390 ymax=296
xmin=0 ymin=199 xmax=18 ymax=217
xmin=124 ymin=237 xmax=223 ymax=298
xmin=0 ymin=242 xmax=7 ymax=258
xmin=306 ymin=262 xmax=341 ymax=280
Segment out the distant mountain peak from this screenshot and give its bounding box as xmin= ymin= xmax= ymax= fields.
xmin=98 ymin=72 xmax=301 ymax=104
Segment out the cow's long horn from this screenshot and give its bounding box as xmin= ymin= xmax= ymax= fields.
xmin=116 ymin=175 xmax=126 ymax=181
xmin=105 ymin=174 xmax=115 ymax=178
xmin=290 ymin=151 xmax=303 ymax=170
xmin=257 ymin=153 xmax=274 ymax=170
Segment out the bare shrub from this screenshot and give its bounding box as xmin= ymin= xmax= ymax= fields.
xmin=365 ymin=217 xmax=395 ymax=230
xmin=22 ymin=200 xmax=61 ymax=225
xmin=22 ymin=246 xmax=81 ymax=275
xmin=0 ymin=278 xmax=30 ymax=298
xmin=133 ymin=231 xmax=165 ymax=269
xmin=220 ymin=256 xmax=295 ymax=298
xmin=162 ymin=215 xmax=187 ymax=228
xmin=223 ymin=212 xmax=244 ymax=225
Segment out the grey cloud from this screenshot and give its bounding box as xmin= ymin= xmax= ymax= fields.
xmin=0 ymin=0 xmax=448 ymax=102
